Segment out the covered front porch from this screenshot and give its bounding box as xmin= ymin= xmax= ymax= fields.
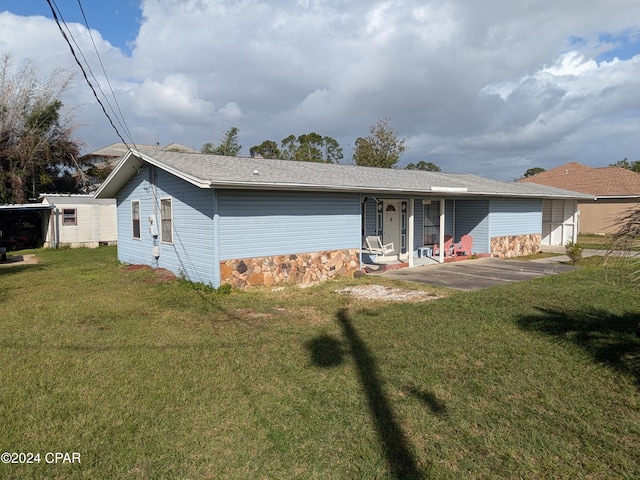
xmin=358 ymin=193 xmax=548 ymax=272
xmin=359 ymin=195 xmax=473 ymax=270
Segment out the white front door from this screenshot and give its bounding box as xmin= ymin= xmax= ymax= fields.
xmin=382 ymin=200 xmax=401 ymax=255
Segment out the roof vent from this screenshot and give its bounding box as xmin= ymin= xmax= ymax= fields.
xmin=253 ymin=169 xmax=259 ymax=176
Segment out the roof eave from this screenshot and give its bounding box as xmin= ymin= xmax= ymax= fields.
xmin=95 ymin=149 xmax=141 ymax=198
xmin=133 ymin=150 xmax=211 ymax=189
xmin=95 ymin=149 xmax=210 ymax=198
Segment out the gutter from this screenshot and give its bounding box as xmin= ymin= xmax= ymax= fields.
xmin=591 ymin=195 xmax=640 ymax=200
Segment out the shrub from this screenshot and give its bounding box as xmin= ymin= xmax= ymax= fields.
xmin=565 ymin=241 xmax=583 ymax=265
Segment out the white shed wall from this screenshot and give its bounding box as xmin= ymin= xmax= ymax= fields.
xmin=44 ymin=200 xmax=117 ymax=248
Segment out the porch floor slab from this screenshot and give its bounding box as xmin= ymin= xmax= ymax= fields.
xmin=377 ymin=257 xmax=577 ymax=291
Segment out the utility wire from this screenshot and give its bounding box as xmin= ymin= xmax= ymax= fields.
xmin=45 ymin=0 xmax=131 ymax=148
xmin=74 ymin=0 xmax=136 ymax=147
xmin=51 ymin=0 xmax=129 ymax=142
xmin=54 ymin=0 xmax=132 ymax=145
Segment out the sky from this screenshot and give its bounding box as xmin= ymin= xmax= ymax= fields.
xmin=1 ymin=0 xmax=640 ymax=180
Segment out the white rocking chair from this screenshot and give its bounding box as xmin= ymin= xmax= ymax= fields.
xmin=364 ymin=236 xmax=394 ymax=255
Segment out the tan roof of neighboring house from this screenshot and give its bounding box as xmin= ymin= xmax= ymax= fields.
xmin=518 ymin=162 xmax=640 ymax=197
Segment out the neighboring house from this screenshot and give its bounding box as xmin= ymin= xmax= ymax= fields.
xmin=95 ymin=149 xmax=590 ymax=289
xmin=41 ymin=195 xmax=117 ymax=248
xmin=80 ymin=142 xmax=199 ymax=171
xmin=519 ymin=162 xmax=640 ymax=234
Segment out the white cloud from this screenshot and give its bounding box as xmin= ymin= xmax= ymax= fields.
xmin=134 ymin=75 xmax=214 ymax=124
xmin=2 ymin=1 xmax=640 ymax=179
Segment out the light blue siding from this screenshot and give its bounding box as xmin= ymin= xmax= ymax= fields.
xmin=444 ymin=200 xmax=455 ymax=236
xmin=116 ymin=170 xmax=153 ymax=265
xmin=489 ymin=198 xmax=542 ymax=237
xmin=454 ymin=199 xmax=490 ymax=253
xmin=217 ymin=190 xmax=361 ymax=259
xmin=116 ymin=167 xmax=217 ymax=286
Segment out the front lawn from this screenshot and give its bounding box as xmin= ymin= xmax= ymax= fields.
xmin=0 ymin=247 xmax=638 ymax=479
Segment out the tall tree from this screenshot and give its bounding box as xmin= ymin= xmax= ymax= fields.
xmin=249 ymin=140 xmax=281 ymax=159
xmin=353 ymin=118 xmax=406 ymax=168
xmin=280 ymin=132 xmax=343 ymax=163
xmin=406 ymin=161 xmax=441 ymax=172
xmin=523 ymin=167 xmax=546 ymax=178
xmin=202 ymin=126 xmax=241 ymax=156
xmin=0 ymin=54 xmax=81 ymax=203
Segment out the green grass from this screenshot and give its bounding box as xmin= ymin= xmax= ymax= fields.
xmin=578 ymin=233 xmax=640 ymax=251
xmin=1 ymin=247 xmax=639 ymax=479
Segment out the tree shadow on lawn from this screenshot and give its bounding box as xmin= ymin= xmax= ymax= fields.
xmin=517 ymin=307 xmax=640 ymax=386
xmin=305 ymin=308 xmax=433 ymax=480
xmin=0 ymin=263 xmax=46 ymax=277
xmin=401 ymin=385 xmax=448 ymax=417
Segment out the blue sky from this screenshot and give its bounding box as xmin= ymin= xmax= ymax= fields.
xmin=4 ymin=0 xmax=140 ymax=53
xmin=1 ymin=0 xmax=640 ymax=180
xmin=595 ymin=33 xmax=640 ymax=62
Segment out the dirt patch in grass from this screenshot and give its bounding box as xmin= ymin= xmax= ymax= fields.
xmin=336 ymin=284 xmax=442 ymax=302
xmin=234 ymin=308 xmax=271 ymax=319
xmin=124 ymin=264 xmax=178 ymax=283
xmin=0 ymin=254 xmax=39 ymax=266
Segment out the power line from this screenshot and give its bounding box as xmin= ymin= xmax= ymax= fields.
xmin=45 ymin=0 xmax=131 ymax=149
xmin=52 ymin=0 xmax=130 ymax=141
xmin=74 ymin=0 xmax=136 ymax=147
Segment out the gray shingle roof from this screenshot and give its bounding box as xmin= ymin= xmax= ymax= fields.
xmin=80 ymin=142 xmax=198 ymax=160
xmin=40 ymin=194 xmax=115 ymax=206
xmin=96 ymin=148 xmax=593 ymax=200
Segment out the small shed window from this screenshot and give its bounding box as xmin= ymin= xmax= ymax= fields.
xmin=63 ymin=208 xmax=77 ymax=226
xmin=160 ymin=198 xmax=173 ymax=244
xmin=131 ymin=200 xmax=141 ymax=239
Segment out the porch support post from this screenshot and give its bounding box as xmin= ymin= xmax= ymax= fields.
xmin=408 ymin=199 xmax=414 ymax=267
xmin=438 ymin=198 xmax=445 ymax=263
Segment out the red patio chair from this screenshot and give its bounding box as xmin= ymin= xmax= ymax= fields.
xmin=454 ymin=234 xmax=473 ymax=256
xmin=433 ymin=235 xmax=453 ymax=257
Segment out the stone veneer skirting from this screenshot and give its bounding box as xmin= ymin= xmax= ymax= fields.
xmin=490 ymin=234 xmax=541 ymax=259
xmin=220 ymin=249 xmax=360 ymax=289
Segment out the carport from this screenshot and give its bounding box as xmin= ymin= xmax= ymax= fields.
xmin=0 ymin=203 xmax=53 ymax=250
xmin=379 ymin=257 xmax=577 ymax=290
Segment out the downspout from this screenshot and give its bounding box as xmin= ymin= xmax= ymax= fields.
xmin=150 ymin=166 xmax=160 ymax=266
xmin=53 ymin=207 xmax=59 ymax=249
xmin=212 ymin=189 xmax=221 ymax=288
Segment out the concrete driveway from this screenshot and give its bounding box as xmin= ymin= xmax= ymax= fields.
xmin=379 ymin=257 xmax=578 ymax=290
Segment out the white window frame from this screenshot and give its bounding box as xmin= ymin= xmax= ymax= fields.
xmin=131 ymin=200 xmax=141 ymax=240
xmin=62 ymin=208 xmax=77 ymax=226
xmin=160 ymin=197 xmax=173 ymax=244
